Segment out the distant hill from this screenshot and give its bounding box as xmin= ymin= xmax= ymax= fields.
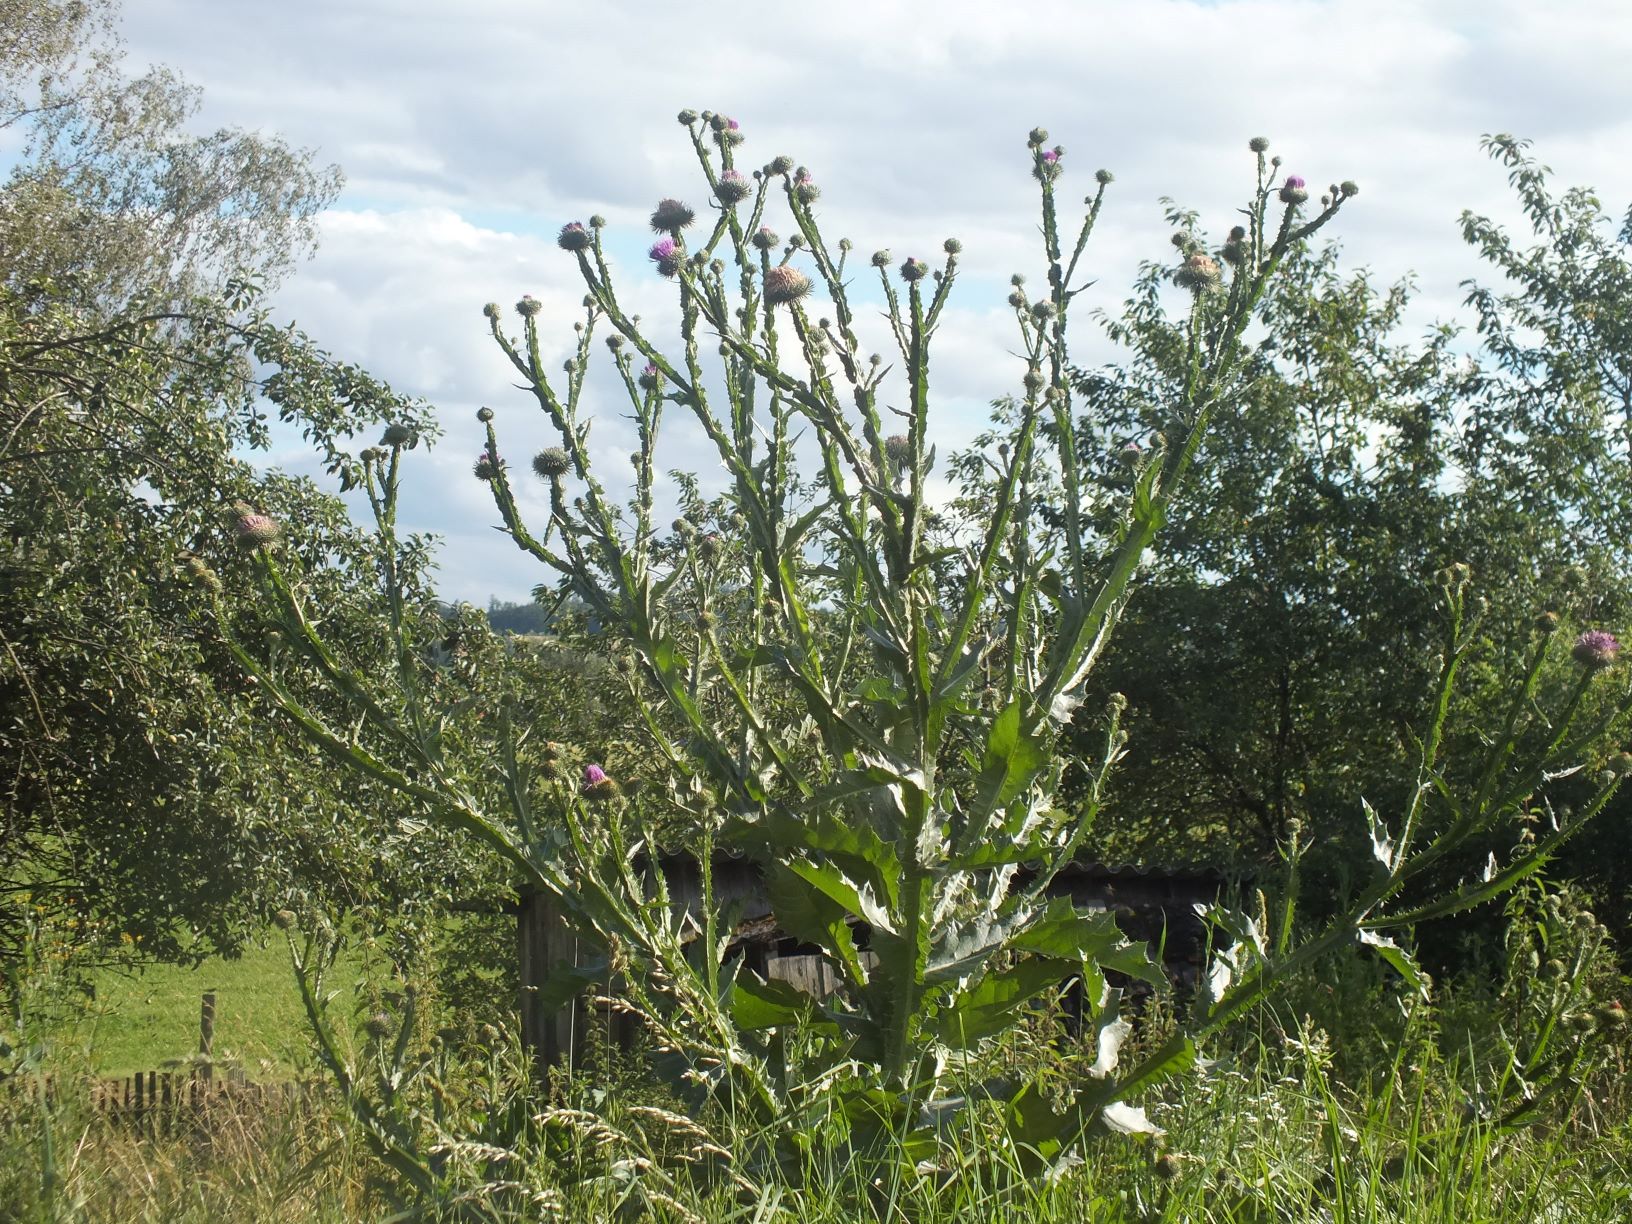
xmin=484 ymin=598 xmax=555 ymax=635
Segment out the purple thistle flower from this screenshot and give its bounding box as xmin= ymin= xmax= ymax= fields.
xmin=473 ymin=449 xmax=504 ymax=481
xmin=231 ymin=513 xmax=281 ymax=549
xmin=638 ymin=362 xmax=660 ymax=390
xmin=582 ymin=762 xmax=622 ymax=801
xmin=716 ymin=169 xmax=752 ymax=205
xmin=764 ymin=265 xmax=813 ymax=306
xmin=1573 ymin=629 xmax=1621 ymax=670
xmin=557 ymin=221 xmax=591 ymax=252
xmin=648 ymin=237 xmax=682 ymax=278
xmin=1279 ymin=175 xmax=1309 ymax=205
xmin=1033 ymin=147 xmax=1063 ymax=184
xmin=792 ymin=166 xmax=821 ymax=204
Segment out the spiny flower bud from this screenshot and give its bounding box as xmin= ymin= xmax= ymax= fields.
xmin=589 ymin=214 xmax=607 ymax=228
xmin=648 ymin=237 xmax=682 ymax=278
xmin=885 ymin=434 xmax=912 ymax=467
xmin=476 ymin=406 xmax=494 ymax=423
xmin=638 ymin=362 xmax=660 ymax=390
xmin=697 ymin=533 xmax=723 ymax=562
xmin=1028 ymin=127 xmax=1049 ymax=146
xmin=364 ymin=1012 xmax=393 ymax=1040
xmin=900 ymin=257 xmax=929 ymax=283
xmin=1095 ymin=168 xmax=1114 ymax=185
xmin=764 ymin=265 xmax=813 ymax=306
xmin=482 ymin=302 xmax=501 ymax=321
xmin=178 ymin=552 xmax=221 ymax=592
xmin=871 ymin=249 xmax=891 ymax=267
xmin=792 ymin=167 xmax=821 ymax=204
xmin=533 ymin=447 xmax=571 ymax=480
xmin=751 ymin=226 xmax=779 ymax=251
xmin=381 ymin=423 xmax=414 ymax=446
xmin=716 ymin=169 xmax=752 ymax=205
xmin=557 ymin=221 xmax=592 ymax=251
xmin=1119 ymin=440 xmax=1143 ymax=466
xmin=650 ymin=198 xmax=695 ymax=232
xmin=677 ymin=108 xmax=698 ymax=124
xmin=1607 ymin=751 xmax=1632 ymax=778
xmin=473 ymin=450 xmax=503 ymax=481
xmin=1279 ymin=175 xmax=1309 ymax=205
xmin=768 ymin=154 xmax=795 ymax=175
xmin=272 ymin=909 xmax=296 ymax=930
xmin=1340 ymin=180 xmax=1359 ymax=197
xmin=1007 ymin=290 xmax=1026 ymax=308
xmin=1573 ymin=629 xmax=1621 ymax=670
xmin=1023 ymin=366 xmax=1046 ymax=392
xmin=1249 ymin=136 xmax=1271 ymax=153
xmin=1174 ymin=252 xmax=1222 ymax=293
xmin=672 ymin=516 xmax=695 ymax=538
xmin=1535 ymin=610 xmax=1560 ymax=634
xmin=516 ymin=295 xmax=542 ymax=318
xmin=943 ymin=237 xmax=962 ymax=255
xmin=232 ymin=513 xmax=281 ymax=549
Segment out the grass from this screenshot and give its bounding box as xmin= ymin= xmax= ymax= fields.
xmin=82 ymin=933 xmax=365 ymax=1078
xmin=4 ymin=915 xmax=1627 ymax=1220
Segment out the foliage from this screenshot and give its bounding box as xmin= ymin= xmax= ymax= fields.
xmin=0 ymin=0 xmax=342 ymax=308
xmin=0 ymin=265 xmax=477 ymax=963
xmin=225 ymin=115 xmax=1361 ymax=1173
xmin=1025 ymin=137 xmax=1632 ymax=886
xmin=0 ymin=0 xmax=522 ymax=967
xmin=215 ymin=116 xmax=1632 ymax=1209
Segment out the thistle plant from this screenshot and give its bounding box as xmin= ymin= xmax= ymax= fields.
xmin=219 ymin=116 xmax=1374 ymax=1174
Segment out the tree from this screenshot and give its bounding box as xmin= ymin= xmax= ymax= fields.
xmin=1028 ymin=141 xmax=1632 ymax=893
xmin=0 ymin=0 xmax=454 ymax=964
xmin=0 ymin=0 xmax=341 ymax=309
xmin=0 ymin=271 xmax=469 ymax=964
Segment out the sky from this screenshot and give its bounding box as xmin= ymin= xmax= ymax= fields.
xmin=111 ymin=0 xmax=1632 ymax=605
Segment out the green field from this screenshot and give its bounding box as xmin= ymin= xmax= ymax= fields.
xmin=82 ymin=935 xmax=363 ymax=1079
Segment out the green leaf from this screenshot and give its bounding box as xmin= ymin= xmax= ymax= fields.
xmin=765 ymin=863 xmax=870 ymax=988
xmin=937 ymin=958 xmax=1067 ymax=1048
xmin=531 ymin=956 xmax=608 ymax=1013
xmin=1358 ymin=930 xmax=1428 ymax=999
xmin=1008 ymin=898 xmax=1162 ymax=986
xmin=972 ymin=699 xmax=1047 ymax=818
xmin=732 ymin=975 xmax=835 ymax=1033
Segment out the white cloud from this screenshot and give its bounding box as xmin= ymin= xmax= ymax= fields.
xmin=113 ymin=0 xmax=1632 ymax=601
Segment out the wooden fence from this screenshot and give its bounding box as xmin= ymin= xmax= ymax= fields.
xmin=517 ymin=855 xmax=1233 ymax=1073
xmin=4 ymin=1071 xmax=324 ymax=1137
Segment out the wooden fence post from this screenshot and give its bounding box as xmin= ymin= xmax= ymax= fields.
xmin=199 ymin=990 xmax=217 ymax=1081
xmin=516 ymin=891 xmax=582 ymax=1079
